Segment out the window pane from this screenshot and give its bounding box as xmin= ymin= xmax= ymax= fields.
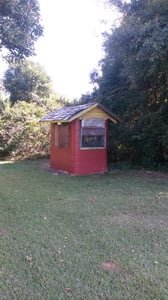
xmin=82 ymin=118 xmax=105 ymax=128
xmin=82 ymin=135 xmax=105 ymax=148
xmin=82 ymin=128 xmax=105 ymax=135
xmin=81 ymin=118 xmax=106 ymax=148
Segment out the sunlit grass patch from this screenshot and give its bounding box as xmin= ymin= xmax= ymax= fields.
xmin=0 ymin=160 xmax=168 ymax=299
xmin=0 ymin=161 xmax=14 ymax=164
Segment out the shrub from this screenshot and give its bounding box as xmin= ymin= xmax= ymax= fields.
xmin=0 ymin=98 xmax=59 ymax=159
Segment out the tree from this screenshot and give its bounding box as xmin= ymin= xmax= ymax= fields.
xmin=94 ymin=0 xmax=168 ymax=166
xmin=106 ymin=0 xmax=168 ymax=105
xmin=0 ymin=97 xmax=62 ymax=159
xmin=3 ymin=60 xmax=52 ymax=104
xmin=0 ymin=0 xmax=43 ymax=61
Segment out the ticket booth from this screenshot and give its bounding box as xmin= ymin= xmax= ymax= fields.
xmin=40 ymin=102 xmax=120 ymax=175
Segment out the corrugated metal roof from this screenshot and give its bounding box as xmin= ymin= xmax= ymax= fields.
xmin=40 ymin=103 xmax=93 ymax=122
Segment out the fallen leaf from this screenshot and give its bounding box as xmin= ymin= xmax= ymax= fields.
xmin=0 ymin=229 xmax=7 ymax=233
xmin=59 ymin=259 xmax=64 ymax=263
xmin=26 ymin=256 xmax=33 ymax=262
xmin=64 ymin=288 xmax=72 ymax=292
xmin=101 ymin=261 xmax=124 ymax=273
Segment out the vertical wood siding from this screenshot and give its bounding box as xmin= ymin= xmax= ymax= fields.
xmin=50 ymin=119 xmax=108 ymax=175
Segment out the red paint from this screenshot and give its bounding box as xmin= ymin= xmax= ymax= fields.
xmin=50 ymin=119 xmax=108 ymax=175
xmin=50 ymin=123 xmax=73 ymax=173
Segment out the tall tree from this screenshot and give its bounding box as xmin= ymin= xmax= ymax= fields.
xmin=3 ymin=60 xmax=52 ymax=104
xmin=95 ymin=0 xmax=168 ymax=166
xmin=0 ymin=0 xmax=43 ymax=61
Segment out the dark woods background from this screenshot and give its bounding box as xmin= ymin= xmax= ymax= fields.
xmin=0 ymin=0 xmax=168 ymax=169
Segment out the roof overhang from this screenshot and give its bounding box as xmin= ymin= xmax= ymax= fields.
xmin=40 ymin=102 xmax=122 ymax=124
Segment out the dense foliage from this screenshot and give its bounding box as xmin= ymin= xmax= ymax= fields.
xmin=0 ymin=98 xmax=61 ymax=159
xmin=0 ymin=0 xmax=66 ymax=160
xmin=3 ymin=60 xmax=52 ymax=104
xmin=92 ymin=0 xmax=168 ymax=167
xmin=0 ymin=0 xmax=43 ymax=61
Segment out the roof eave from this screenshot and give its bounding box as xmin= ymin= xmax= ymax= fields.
xmin=40 ymin=102 xmax=122 ymax=123
xmin=40 ymin=119 xmax=70 ymax=123
xmin=68 ymin=102 xmax=122 ymax=123
xmin=68 ymin=103 xmax=98 ymax=122
xmin=97 ymin=103 xmax=122 ymax=123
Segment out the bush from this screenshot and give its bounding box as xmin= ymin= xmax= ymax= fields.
xmin=0 ymin=99 xmax=59 ymax=159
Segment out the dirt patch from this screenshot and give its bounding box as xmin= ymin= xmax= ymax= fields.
xmin=40 ymin=160 xmax=69 ymax=175
xmin=40 ymin=160 xmax=50 ymax=171
xmin=102 ymin=213 xmax=168 ymax=230
xmin=40 ymin=161 xmax=168 ymax=179
xmin=137 ymin=169 xmax=168 ymax=181
xmin=100 ymin=261 xmax=124 ymax=274
xmin=0 ymin=228 xmax=7 ymax=239
xmin=108 ymin=168 xmax=168 ymax=181
xmin=125 ymin=169 xmax=168 ymax=181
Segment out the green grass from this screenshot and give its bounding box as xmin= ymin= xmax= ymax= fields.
xmin=0 ymin=160 xmax=168 ymax=300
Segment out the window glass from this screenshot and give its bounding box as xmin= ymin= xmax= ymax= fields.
xmin=81 ymin=118 xmax=105 ymax=148
xmin=82 ymin=118 xmax=105 ymax=128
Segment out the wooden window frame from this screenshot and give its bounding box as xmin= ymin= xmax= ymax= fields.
xmin=80 ymin=118 xmax=106 ymax=149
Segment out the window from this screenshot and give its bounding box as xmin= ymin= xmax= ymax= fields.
xmin=54 ymin=124 xmax=69 ymax=148
xmin=81 ymin=118 xmax=106 ymax=148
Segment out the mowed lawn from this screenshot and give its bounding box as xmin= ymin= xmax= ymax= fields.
xmin=0 ymin=160 xmax=168 ymax=300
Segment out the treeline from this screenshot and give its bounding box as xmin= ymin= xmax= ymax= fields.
xmin=1 ymin=0 xmax=168 ymax=168
xmin=0 ymin=60 xmax=69 ymax=159
xmin=87 ymin=0 xmax=168 ymax=168
xmin=0 ymin=0 xmax=69 ymax=160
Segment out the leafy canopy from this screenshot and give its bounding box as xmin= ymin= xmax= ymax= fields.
xmin=93 ymin=0 xmax=168 ymax=166
xmin=0 ymin=97 xmax=63 ymax=159
xmin=0 ymin=0 xmax=43 ymax=61
xmin=3 ymin=60 xmax=52 ymax=104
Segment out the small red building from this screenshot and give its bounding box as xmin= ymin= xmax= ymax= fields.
xmin=40 ymin=102 xmax=120 ymax=175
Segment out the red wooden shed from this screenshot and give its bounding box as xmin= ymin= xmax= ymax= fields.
xmin=40 ymin=102 xmax=120 ymax=175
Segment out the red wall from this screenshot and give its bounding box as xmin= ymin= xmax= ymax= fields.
xmin=50 ymin=119 xmax=107 ymax=175
xmin=72 ymin=119 xmax=107 ymax=175
xmin=50 ymin=123 xmax=73 ymax=173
